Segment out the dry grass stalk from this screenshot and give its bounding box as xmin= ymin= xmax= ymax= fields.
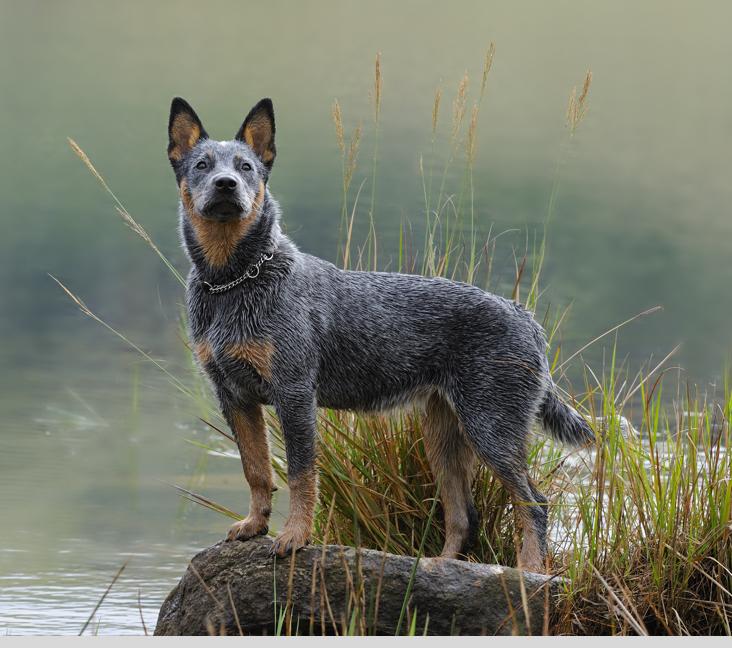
xmin=480 ymin=43 xmax=496 ymax=101
xmin=332 ymin=100 xmax=345 ymax=154
xmin=67 ymin=138 xmax=185 ymax=285
xmin=68 ymin=137 xmax=107 ymax=188
xmin=566 ymin=70 xmax=592 ymax=133
xmin=467 ymin=103 xmax=480 ymax=165
xmin=345 ymin=123 xmax=362 ymax=191
xmin=452 ymin=73 xmax=469 ymax=141
xmin=374 ymin=52 xmax=382 ymax=123
xmin=432 ymin=87 xmax=442 ymax=136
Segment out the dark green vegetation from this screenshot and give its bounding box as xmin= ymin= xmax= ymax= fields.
xmin=63 ymin=53 xmax=732 ymax=635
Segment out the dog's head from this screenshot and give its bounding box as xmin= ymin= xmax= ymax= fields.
xmin=167 ymin=97 xmax=276 ymax=222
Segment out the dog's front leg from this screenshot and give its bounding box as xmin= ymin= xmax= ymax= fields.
xmin=270 ymin=389 xmax=318 ymax=557
xmin=224 ymin=402 xmax=275 ymax=542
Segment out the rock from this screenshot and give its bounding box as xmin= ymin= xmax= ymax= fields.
xmin=155 ymin=536 xmax=559 ymax=636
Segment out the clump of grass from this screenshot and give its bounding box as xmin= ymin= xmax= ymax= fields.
xmin=557 ymin=377 xmax=732 ymax=635
xmin=62 ymin=53 xmax=732 ymax=635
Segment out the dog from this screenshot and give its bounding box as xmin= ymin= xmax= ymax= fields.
xmin=167 ymin=97 xmax=594 ymax=572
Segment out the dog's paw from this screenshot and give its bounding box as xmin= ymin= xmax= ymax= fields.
xmin=226 ymin=516 xmax=268 ymax=542
xmin=269 ymin=524 xmax=311 ymax=558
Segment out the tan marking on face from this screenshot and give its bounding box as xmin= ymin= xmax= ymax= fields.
xmin=180 ymin=180 xmax=265 ymax=268
xmin=226 ymin=338 xmax=274 ymax=380
xmin=193 ymin=339 xmax=213 ymax=365
xmin=169 ymin=113 xmax=202 ymax=161
xmin=225 ymin=405 xmax=274 ymax=542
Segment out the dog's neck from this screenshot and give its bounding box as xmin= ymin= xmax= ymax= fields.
xmin=179 ymin=188 xmax=282 ymax=286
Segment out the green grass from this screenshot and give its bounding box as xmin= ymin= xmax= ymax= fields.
xmin=63 ymin=51 xmax=732 ymax=635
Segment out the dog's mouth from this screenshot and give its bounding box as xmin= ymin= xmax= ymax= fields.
xmin=200 ymin=197 xmax=246 ymax=221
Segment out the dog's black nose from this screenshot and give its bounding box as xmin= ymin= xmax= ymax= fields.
xmin=214 ymin=175 xmax=238 ymax=191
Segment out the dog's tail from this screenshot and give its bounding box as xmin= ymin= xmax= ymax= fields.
xmin=539 ymin=384 xmax=595 ymax=446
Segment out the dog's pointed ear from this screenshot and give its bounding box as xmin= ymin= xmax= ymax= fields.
xmin=235 ymin=98 xmax=276 ymax=170
xmin=168 ymin=97 xmax=208 ymax=166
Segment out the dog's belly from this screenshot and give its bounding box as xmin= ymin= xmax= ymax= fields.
xmin=314 ymin=368 xmax=435 ymax=413
xmin=315 ymin=388 xmax=430 ymax=414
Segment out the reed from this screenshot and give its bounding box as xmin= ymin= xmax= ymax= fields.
xmin=366 ymin=52 xmax=383 ymax=270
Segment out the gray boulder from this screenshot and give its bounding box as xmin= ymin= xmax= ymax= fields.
xmin=155 ymin=536 xmax=558 ymax=636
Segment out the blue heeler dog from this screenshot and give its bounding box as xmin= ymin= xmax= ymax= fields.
xmin=167 ymin=97 xmax=594 ymax=572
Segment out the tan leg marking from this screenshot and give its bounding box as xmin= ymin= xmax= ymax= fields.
xmin=180 ymin=179 xmax=265 ymax=267
xmin=271 ymin=468 xmax=318 ymax=557
xmin=422 ymin=393 xmax=477 ymax=559
xmin=226 ymin=405 xmax=275 ymax=542
xmin=517 ymin=504 xmax=544 ymax=573
xmin=495 ymin=476 xmax=545 ymax=573
xmin=226 ymin=339 xmax=274 ymax=381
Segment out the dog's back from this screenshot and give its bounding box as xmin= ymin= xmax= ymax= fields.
xmin=289 ymin=255 xmax=549 ymax=414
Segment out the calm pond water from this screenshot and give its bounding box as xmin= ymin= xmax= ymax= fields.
xmin=2 ymin=0 xmax=732 ymax=634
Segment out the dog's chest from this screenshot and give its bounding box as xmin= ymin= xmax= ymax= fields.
xmin=188 ymin=288 xmax=273 ymax=398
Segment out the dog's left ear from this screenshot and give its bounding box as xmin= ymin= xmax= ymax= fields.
xmin=235 ymin=98 xmax=276 ymax=170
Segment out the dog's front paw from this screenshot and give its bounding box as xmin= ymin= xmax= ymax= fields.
xmin=226 ymin=516 xmax=269 ymax=542
xmin=269 ymin=524 xmax=311 ymax=557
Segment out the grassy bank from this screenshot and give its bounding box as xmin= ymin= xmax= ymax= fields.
xmin=64 ymin=52 xmax=731 ymax=635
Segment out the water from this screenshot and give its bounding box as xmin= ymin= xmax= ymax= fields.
xmin=2 ymin=0 xmax=732 ymax=634
xmin=1 ymin=538 xmax=196 ymax=635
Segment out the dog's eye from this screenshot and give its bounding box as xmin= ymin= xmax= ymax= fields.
xmin=195 ymin=160 xmax=208 ymax=170
xmin=240 ymin=162 xmax=252 ymax=172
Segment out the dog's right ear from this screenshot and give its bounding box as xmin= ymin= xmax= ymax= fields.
xmin=168 ymin=98 xmax=208 ymax=170
xmin=235 ymin=99 xmax=276 ymax=171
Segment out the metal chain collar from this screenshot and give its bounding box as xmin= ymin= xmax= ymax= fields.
xmin=202 ymin=251 xmax=274 ymax=294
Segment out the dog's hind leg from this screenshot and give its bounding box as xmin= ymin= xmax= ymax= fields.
xmin=504 ymin=470 xmax=548 ymax=573
xmin=454 ymin=402 xmax=548 ymax=573
xmin=422 ymin=392 xmax=478 ymax=559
